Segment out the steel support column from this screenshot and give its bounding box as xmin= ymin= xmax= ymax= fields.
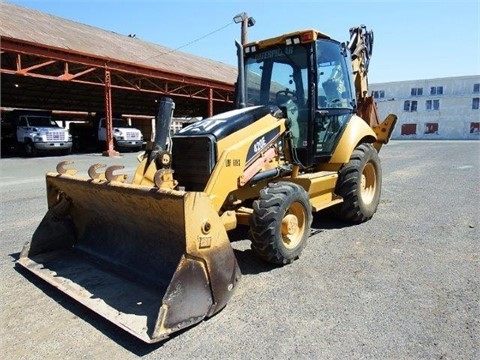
xmin=208 ymin=87 xmax=213 ymax=117
xmin=103 ymin=69 xmax=119 ymax=157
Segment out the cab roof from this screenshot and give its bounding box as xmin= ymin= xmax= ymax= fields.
xmin=245 ymin=29 xmax=332 ymax=49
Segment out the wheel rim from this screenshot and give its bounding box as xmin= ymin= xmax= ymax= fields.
xmin=360 ymin=162 xmax=377 ymax=205
xmin=281 ymin=202 xmax=306 ymax=249
xmin=26 ymin=143 xmax=33 ymax=155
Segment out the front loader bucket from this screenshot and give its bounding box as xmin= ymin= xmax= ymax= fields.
xmin=17 ymin=173 xmax=241 ymax=343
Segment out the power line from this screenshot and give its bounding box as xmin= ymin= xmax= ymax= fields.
xmin=142 ymin=21 xmax=234 ymax=62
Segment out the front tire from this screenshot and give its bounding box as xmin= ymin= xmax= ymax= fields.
xmin=24 ymin=141 xmax=37 ymax=157
xmin=332 ymin=143 xmax=381 ymax=223
xmin=113 ymin=138 xmax=122 ymax=153
xmin=249 ymin=182 xmax=312 ymax=265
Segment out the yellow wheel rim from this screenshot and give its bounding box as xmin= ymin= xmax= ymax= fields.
xmin=360 ymin=162 xmax=377 ymax=205
xmin=281 ymin=202 xmax=306 ymax=249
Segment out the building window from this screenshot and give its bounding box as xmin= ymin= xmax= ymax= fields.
xmin=411 ymin=101 xmax=417 ymax=111
xmin=404 ymin=100 xmax=418 ymax=112
xmin=426 ymin=99 xmax=440 ymax=110
xmin=373 ymin=90 xmax=385 ymax=99
xmin=424 ymin=123 xmax=439 ymax=134
xmin=473 ymin=98 xmax=480 ymax=110
xmin=411 ymin=87 xmax=423 ymax=96
xmin=474 ymin=84 xmax=480 ymax=93
xmin=430 ymin=86 xmax=443 ymax=95
xmin=470 ymin=122 xmax=480 ymax=134
xmin=401 ymin=124 xmax=417 ymax=135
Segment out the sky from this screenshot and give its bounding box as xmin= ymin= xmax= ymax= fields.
xmin=4 ymin=0 xmax=480 ymax=83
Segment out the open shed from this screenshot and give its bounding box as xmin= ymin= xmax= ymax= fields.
xmin=0 ymin=2 xmax=237 ymax=125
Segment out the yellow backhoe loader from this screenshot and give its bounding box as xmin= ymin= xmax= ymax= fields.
xmin=17 ymin=25 xmax=396 ymax=343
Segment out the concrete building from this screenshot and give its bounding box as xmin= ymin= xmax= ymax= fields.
xmin=370 ymin=75 xmax=479 ymax=139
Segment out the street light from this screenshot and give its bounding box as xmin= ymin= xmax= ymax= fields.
xmin=233 ymin=12 xmax=255 ymax=45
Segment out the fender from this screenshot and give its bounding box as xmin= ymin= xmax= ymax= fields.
xmin=329 ymin=115 xmax=376 ymax=164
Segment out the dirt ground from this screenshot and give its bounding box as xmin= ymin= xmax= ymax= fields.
xmin=1 ymin=140 xmax=479 ymax=359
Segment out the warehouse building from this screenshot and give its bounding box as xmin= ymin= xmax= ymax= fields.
xmin=370 ymin=75 xmax=479 ymax=140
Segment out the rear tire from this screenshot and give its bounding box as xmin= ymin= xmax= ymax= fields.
xmin=332 ymin=143 xmax=381 ymax=223
xmin=249 ymin=182 xmax=312 ymax=265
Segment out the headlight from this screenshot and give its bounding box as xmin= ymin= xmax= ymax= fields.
xmin=34 ymin=136 xmax=44 ymax=142
xmin=113 ymin=128 xmax=124 ymax=139
xmin=68 ymin=135 xmax=72 ymax=141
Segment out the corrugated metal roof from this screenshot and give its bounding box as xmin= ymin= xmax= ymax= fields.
xmin=0 ymin=2 xmax=237 ymax=85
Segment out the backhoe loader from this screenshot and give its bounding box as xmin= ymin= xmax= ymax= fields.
xmin=17 ymin=25 xmax=397 ymax=343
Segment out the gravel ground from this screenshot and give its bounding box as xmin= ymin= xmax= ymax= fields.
xmin=1 ymin=140 xmax=479 ymax=360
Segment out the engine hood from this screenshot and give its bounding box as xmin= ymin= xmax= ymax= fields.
xmin=113 ymin=127 xmax=141 ymax=132
xmin=33 ymin=127 xmax=65 ymax=134
xmin=177 ymin=105 xmax=276 ymax=141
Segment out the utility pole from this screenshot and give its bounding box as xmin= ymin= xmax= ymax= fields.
xmin=233 ymin=12 xmax=255 ymax=45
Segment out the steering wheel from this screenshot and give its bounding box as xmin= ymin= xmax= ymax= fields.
xmin=275 ymin=90 xmax=295 ymax=106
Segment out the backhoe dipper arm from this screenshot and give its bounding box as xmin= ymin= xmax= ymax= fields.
xmin=348 ymin=25 xmax=374 ymax=102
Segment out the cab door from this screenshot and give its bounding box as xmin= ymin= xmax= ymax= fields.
xmin=311 ymin=39 xmax=356 ymax=163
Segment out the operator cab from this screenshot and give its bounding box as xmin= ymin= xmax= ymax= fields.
xmin=242 ymin=30 xmax=356 ymax=168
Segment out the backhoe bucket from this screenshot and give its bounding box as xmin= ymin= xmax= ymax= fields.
xmin=17 ymin=172 xmax=241 ymax=343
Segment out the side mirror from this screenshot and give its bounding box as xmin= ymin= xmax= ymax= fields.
xmin=340 ymin=42 xmax=348 ymax=57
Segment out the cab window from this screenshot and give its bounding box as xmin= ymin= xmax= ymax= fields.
xmin=245 ymin=45 xmax=309 ymax=150
xmin=316 ymin=40 xmax=354 ymax=109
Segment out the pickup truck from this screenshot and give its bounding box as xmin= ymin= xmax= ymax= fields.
xmin=1 ymin=110 xmax=72 ymax=156
xmin=70 ymin=115 xmax=144 ymax=152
